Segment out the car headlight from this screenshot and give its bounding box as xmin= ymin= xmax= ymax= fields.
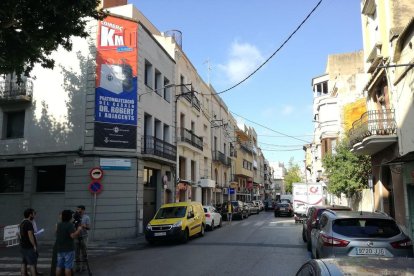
xmin=146 ymin=223 xmax=152 ymax=230
xmin=173 ymin=220 xmax=182 ymax=228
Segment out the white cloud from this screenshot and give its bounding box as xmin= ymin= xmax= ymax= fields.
xmin=261 ymin=107 xmax=276 ymax=117
xmin=218 ymin=41 xmax=264 ymax=83
xmin=281 ymin=105 xmax=294 ymax=115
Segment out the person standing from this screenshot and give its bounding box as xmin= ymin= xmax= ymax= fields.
xmin=55 ymin=210 xmax=82 ymax=276
xmin=19 ymin=208 xmax=39 ymax=276
xmin=226 ymin=202 xmax=233 ymax=223
xmin=74 ymin=205 xmax=90 ymax=272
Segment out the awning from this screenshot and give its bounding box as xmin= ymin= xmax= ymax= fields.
xmin=384 ymin=152 xmax=414 ymax=165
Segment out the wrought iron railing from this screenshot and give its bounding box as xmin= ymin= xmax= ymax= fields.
xmin=141 ymin=135 xmax=176 ymax=161
xmin=349 ymin=109 xmax=397 ymax=146
xmin=0 ymin=79 xmax=33 ymax=100
xmin=240 ymin=142 xmax=253 ymax=153
xmin=180 ymin=128 xmax=203 ymax=150
xmin=179 ymin=84 xmax=200 ymax=111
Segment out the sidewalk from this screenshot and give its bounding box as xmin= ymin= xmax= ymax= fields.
xmin=39 ymin=234 xmax=147 ymax=248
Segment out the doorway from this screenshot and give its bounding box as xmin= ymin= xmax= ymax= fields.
xmin=143 ymin=167 xmax=159 ymax=227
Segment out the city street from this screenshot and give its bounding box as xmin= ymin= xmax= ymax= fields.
xmin=89 ymin=211 xmax=309 ymax=275
xmin=0 ymin=211 xmax=309 ymax=275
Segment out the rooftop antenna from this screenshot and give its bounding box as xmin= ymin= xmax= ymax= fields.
xmin=203 ymin=59 xmax=212 ymax=86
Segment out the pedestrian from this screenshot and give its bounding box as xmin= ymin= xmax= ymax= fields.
xmin=227 ymin=202 xmax=233 ymax=223
xmin=74 ymin=205 xmax=91 ymax=273
xmin=55 ymin=210 xmax=82 ymax=276
xmin=19 ymin=208 xmax=39 ymax=276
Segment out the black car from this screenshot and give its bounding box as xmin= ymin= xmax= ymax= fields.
xmin=274 ymin=202 xmax=293 ymax=217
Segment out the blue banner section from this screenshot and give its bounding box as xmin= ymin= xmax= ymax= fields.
xmin=95 ymin=77 xmax=137 ymax=126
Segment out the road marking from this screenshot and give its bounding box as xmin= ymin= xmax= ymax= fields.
xmin=191 ymin=242 xmax=305 ymax=249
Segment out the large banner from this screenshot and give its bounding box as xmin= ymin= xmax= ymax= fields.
xmin=94 ymin=16 xmax=138 ymax=149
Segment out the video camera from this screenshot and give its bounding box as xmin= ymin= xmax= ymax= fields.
xmin=73 ymin=211 xmax=82 ymax=229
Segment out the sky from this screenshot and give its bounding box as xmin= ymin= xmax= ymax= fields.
xmin=130 ymin=0 xmax=363 ymax=167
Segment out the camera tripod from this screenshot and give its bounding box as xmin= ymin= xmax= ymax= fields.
xmin=75 ymin=237 xmax=92 ymax=276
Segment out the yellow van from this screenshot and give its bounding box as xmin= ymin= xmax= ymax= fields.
xmin=145 ymin=201 xmax=206 ymax=244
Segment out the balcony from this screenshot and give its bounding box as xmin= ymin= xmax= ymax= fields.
xmin=180 ymin=128 xmax=203 ymax=151
xmin=179 ymin=85 xmax=201 ymax=112
xmin=0 ymin=79 xmax=33 ymax=104
xmin=141 ymin=135 xmax=177 ymax=162
xmin=240 ymin=142 xmax=253 ymax=153
xmin=349 ymin=109 xmax=397 ymax=155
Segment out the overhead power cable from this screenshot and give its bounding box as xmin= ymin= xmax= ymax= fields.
xmin=216 ymin=0 xmax=323 ymax=95
xmin=230 ymin=110 xmax=311 ymax=144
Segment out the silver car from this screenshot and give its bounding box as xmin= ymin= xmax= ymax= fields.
xmin=310 ymin=210 xmax=413 ymax=259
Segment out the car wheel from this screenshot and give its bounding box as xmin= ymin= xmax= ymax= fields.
xmin=181 ymin=229 xmax=189 ymax=243
xmin=218 ymin=218 xmax=222 ymax=227
xmin=199 ymin=224 xmax=205 ymax=237
xmin=211 ymin=220 xmax=215 ymax=231
xmin=146 ymin=239 xmax=155 ymax=245
xmin=302 ymin=229 xmax=307 ymax=242
xmin=274 ymin=212 xmax=278 ymax=217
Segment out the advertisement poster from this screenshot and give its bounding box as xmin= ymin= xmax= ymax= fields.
xmin=95 ymin=16 xmax=138 ymax=149
xmin=94 ymin=122 xmax=137 ymax=149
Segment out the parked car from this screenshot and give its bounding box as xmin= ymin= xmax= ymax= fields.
xmin=246 ymin=202 xmax=260 ymax=214
xmin=302 ymin=205 xmax=352 ymax=250
xmin=274 ymin=202 xmax=293 ymax=217
xmin=253 ymin=200 xmax=264 ymax=211
xmin=310 ymin=210 xmax=413 ymax=259
xmin=220 ymin=201 xmax=248 ymax=220
xmin=145 ymin=201 xmax=206 ymax=244
xmin=295 ymin=257 xmax=414 ymax=276
xmin=203 ymin=205 xmax=222 ymax=230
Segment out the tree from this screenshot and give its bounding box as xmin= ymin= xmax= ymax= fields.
xmin=322 ymin=139 xmax=371 ymax=198
xmin=284 ymin=158 xmax=302 ymax=193
xmin=0 ymin=0 xmax=107 ymax=79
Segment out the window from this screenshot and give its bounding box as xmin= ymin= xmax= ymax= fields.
xmin=163 ymin=77 xmax=170 ymax=102
xmin=144 ymin=167 xmax=156 ymax=187
xmin=36 ymin=165 xmax=66 ymax=192
xmin=333 ymin=219 xmax=400 ymax=238
xmin=0 ymin=167 xmax=24 ymax=193
xmin=4 ymin=111 xmax=25 ymax=139
xmin=154 ymin=69 xmax=162 ymax=95
xmin=144 ymin=60 xmax=153 ymax=88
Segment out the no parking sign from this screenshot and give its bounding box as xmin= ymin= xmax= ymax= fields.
xmin=88 ymin=181 xmax=103 ymax=194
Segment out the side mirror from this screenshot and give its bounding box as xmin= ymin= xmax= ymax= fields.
xmin=187 ymin=212 xmax=194 ymax=219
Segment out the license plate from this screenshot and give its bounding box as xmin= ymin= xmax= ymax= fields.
xmin=154 ymin=232 xmax=166 ymax=237
xmin=280 ymin=208 xmax=285 ymax=211
xmin=356 ymin=247 xmax=385 ymax=256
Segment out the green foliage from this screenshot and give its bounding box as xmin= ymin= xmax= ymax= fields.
xmin=0 ymin=0 xmax=107 ymax=78
xmin=322 ymin=139 xmax=371 ymax=197
xmin=284 ymin=158 xmax=302 ymax=193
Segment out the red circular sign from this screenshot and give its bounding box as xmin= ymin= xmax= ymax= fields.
xmin=89 ymin=167 xmax=104 ymax=180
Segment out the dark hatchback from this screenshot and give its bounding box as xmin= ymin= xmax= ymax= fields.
xmin=220 ymin=200 xmax=248 ymax=220
xmin=274 ymin=202 xmax=293 ymax=217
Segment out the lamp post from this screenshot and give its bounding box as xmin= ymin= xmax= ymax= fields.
xmin=368 ymin=174 xmax=374 ymax=212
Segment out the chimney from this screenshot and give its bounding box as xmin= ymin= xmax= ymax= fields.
xmin=100 ymin=0 xmax=128 ymax=9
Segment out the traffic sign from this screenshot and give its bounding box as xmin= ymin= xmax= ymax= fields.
xmin=88 ymin=181 xmax=103 ymax=194
xmin=89 ymin=167 xmax=104 ymax=180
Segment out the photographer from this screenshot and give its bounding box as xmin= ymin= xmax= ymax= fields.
xmin=74 ymin=205 xmax=90 ymax=273
xmin=55 ymin=210 xmax=82 ymax=276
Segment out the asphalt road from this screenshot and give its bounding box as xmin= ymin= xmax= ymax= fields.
xmin=89 ymin=211 xmax=310 ymax=276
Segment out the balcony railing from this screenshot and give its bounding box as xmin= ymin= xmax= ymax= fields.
xmin=0 ymin=79 xmax=33 ymax=103
xmin=141 ymin=135 xmax=176 ymax=162
xmin=349 ymin=109 xmax=397 ymax=146
xmin=240 ymin=142 xmax=253 ymax=153
xmin=179 ymin=85 xmax=201 ymax=112
xmin=180 ymin=128 xmax=203 ymax=151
